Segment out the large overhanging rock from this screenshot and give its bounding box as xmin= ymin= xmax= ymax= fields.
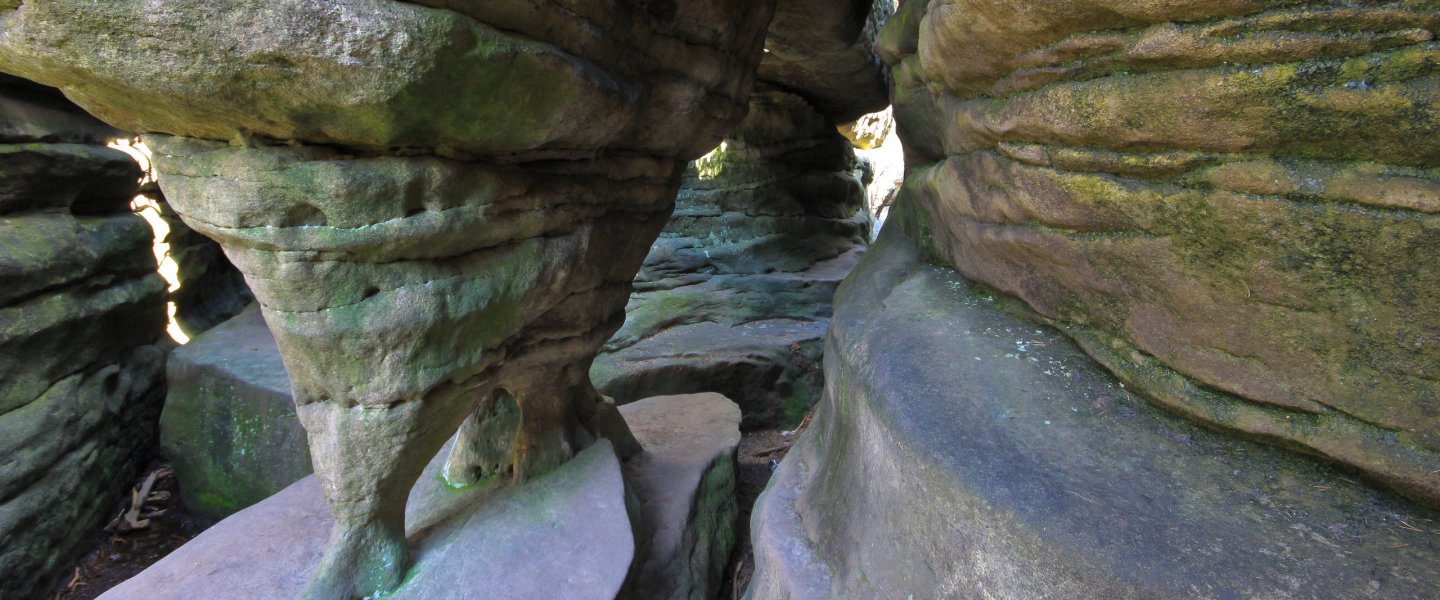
xmin=761 ymin=0 xmax=893 ymax=123
xmin=882 ymin=0 xmax=1440 ymax=504
xmin=0 ymin=2 xmax=778 ymax=598
xmin=0 ymin=0 xmax=770 ymax=158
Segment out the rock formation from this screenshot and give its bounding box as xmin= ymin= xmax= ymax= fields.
xmin=884 ymin=0 xmax=1440 ymax=505
xmin=621 ymin=393 xmax=743 ymax=600
xmin=750 ymin=229 xmax=1440 ymax=598
xmin=0 ymin=1 xmax=778 ymax=597
xmin=593 ymin=87 xmax=870 ymax=428
xmin=0 ymin=75 xmax=168 ymax=599
xmin=749 ymin=2 xmax=1440 ymax=597
xmin=161 ymin=305 xmax=308 ymax=520
xmin=594 ymin=0 xmax=893 ymax=428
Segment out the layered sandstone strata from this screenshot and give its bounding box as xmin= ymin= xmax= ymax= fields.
xmin=884 ymin=0 xmax=1440 ymax=504
xmin=595 ymin=0 xmax=894 ymax=427
xmin=0 ymin=76 xmax=167 ymax=599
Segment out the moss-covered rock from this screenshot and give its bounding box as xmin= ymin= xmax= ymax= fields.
xmin=0 ymin=80 xmax=166 ymax=600
xmin=161 ymin=305 xmax=309 ymax=520
xmin=881 ymin=0 xmax=1440 ymax=505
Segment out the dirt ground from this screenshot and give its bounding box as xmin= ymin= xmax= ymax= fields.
xmin=719 ymin=415 xmax=810 ymax=599
xmin=52 ymin=460 xmax=209 ymax=600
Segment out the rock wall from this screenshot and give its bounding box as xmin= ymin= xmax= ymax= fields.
xmin=883 ymin=0 xmax=1440 ymax=504
xmin=748 ymin=227 xmax=1440 ymax=599
xmin=0 ymin=76 xmax=168 ymax=599
xmin=594 ymin=0 xmax=893 ymax=428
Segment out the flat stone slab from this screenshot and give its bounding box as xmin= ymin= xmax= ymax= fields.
xmin=623 ymin=393 xmax=743 ymax=600
xmin=101 ymin=439 xmax=634 ymax=600
xmin=597 ymin=319 xmax=826 ymax=430
xmin=748 ymin=229 xmax=1440 ymax=599
xmin=160 ymin=304 xmax=310 ymax=519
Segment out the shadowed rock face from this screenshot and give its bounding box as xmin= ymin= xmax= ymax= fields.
xmin=0 ymin=76 xmax=168 ymax=600
xmin=0 ymin=1 xmax=778 ymax=597
xmin=882 ymin=0 xmax=1440 ymax=504
xmin=748 ymin=228 xmax=1440 ymax=599
xmin=760 ymin=0 xmax=893 ymax=123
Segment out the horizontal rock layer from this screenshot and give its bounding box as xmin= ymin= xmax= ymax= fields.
xmin=748 ymin=227 xmax=1440 ymax=599
xmin=0 ymin=0 xmax=770 ymax=159
xmin=0 ymin=80 xmax=167 ymax=600
xmin=883 ymin=0 xmax=1440 ymax=503
xmin=595 ymin=88 xmax=869 ymax=429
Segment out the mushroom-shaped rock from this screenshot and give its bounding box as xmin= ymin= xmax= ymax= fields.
xmin=0 ymin=1 xmax=779 ymax=598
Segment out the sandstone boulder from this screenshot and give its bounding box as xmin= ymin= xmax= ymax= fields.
xmin=748 ymin=228 xmax=1440 ymax=599
xmin=622 ymin=393 xmax=743 ymax=600
xmin=0 ymin=2 xmax=781 ymax=596
xmin=882 ymin=0 xmax=1440 ymax=504
xmin=161 ymin=305 xmax=308 ymax=520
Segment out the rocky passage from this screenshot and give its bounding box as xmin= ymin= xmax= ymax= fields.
xmin=0 ymin=76 xmax=168 ymax=599
xmin=3 ymin=1 xmax=1439 ymax=599
xmin=594 ymin=0 xmax=894 ymax=429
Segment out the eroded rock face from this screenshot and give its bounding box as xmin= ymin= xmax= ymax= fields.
xmin=761 ymin=0 xmax=894 ymax=123
xmin=748 ymin=229 xmax=1440 ymax=599
xmin=0 ymin=76 xmax=168 ymax=599
xmin=883 ymin=0 xmax=1440 ymax=504
xmin=152 ymin=194 xmax=253 ymax=337
xmin=594 ymin=88 xmax=870 ymax=429
xmin=0 ymin=2 xmax=777 ymax=597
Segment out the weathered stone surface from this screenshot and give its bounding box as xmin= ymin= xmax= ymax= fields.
xmin=161 ymin=304 xmax=309 ymax=520
xmin=622 ymin=393 xmax=742 ymax=600
xmin=0 ymin=0 xmax=770 ymax=158
xmin=0 ymin=79 xmax=167 ymax=600
xmin=595 ymin=88 xmax=869 ymax=429
xmin=100 ymin=439 xmax=636 ymax=600
xmin=597 ymin=318 xmax=829 ymax=431
xmin=749 ymin=228 xmax=1440 ymax=600
xmin=0 ymin=2 xmax=779 ymax=596
xmin=882 ymin=0 xmax=1440 ymax=504
xmin=761 ymin=0 xmax=893 ymax=122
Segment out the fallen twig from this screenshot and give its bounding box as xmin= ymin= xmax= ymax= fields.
xmin=120 ymin=468 xmax=171 ymax=531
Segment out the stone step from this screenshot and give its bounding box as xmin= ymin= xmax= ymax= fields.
xmin=623 ymin=393 xmax=743 ymax=600
xmin=101 ymin=439 xmax=636 ymax=600
xmin=159 ymin=304 xmax=309 ymax=520
xmin=748 ymin=229 xmax=1440 ymax=599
